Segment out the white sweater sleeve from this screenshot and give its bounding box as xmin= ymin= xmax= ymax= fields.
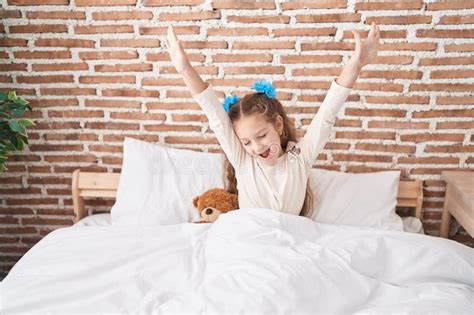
xmin=298 ymin=79 xmax=352 ymax=169
xmin=192 ymin=81 xmax=247 ymax=171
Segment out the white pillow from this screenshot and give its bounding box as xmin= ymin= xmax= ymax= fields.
xmin=73 ymin=213 xmax=112 ymax=227
xmin=309 ymin=169 xmax=404 ymax=231
xmin=111 ymin=137 xmax=225 ymax=226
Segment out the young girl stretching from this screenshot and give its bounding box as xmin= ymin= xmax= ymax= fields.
xmin=165 ymin=23 xmax=380 ymax=218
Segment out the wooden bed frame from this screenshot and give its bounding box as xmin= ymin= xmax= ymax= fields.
xmin=72 ymin=169 xmax=424 ymax=222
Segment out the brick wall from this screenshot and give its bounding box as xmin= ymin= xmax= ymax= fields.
xmin=0 ymin=0 xmax=473 ymax=280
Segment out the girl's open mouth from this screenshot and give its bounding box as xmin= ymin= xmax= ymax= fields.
xmin=259 ymin=148 xmax=270 ymax=158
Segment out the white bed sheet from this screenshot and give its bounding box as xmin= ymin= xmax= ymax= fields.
xmin=74 ymin=212 xmax=425 ymax=234
xmin=1 ymin=208 xmax=472 ymax=314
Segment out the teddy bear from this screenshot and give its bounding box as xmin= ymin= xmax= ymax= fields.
xmin=192 ymin=188 xmax=239 ymax=223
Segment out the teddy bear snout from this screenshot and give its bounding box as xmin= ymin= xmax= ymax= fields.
xmin=205 ymin=207 xmax=213 ymax=215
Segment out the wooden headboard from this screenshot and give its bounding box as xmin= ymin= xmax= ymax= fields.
xmin=72 ymin=169 xmax=424 ymax=222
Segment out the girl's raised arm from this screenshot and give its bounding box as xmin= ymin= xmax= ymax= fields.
xmin=165 ymin=26 xmax=207 ymax=95
xmin=165 ymin=26 xmax=247 ymax=171
xmin=298 ymin=22 xmax=380 ymax=169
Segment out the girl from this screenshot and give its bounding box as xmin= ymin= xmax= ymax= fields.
xmin=165 ymin=23 xmax=380 ymax=218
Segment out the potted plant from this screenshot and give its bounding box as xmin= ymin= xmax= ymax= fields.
xmin=0 ymin=90 xmax=35 ymax=173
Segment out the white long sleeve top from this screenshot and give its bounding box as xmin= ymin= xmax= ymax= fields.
xmin=193 ymin=79 xmax=352 ymax=216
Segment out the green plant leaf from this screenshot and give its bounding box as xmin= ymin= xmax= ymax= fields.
xmin=0 ymin=92 xmax=6 ymax=101
xmin=7 ymin=91 xmax=17 ymax=101
xmin=18 ymin=119 xmax=35 ymax=127
xmin=12 ymin=108 xmax=26 ymax=118
xmin=14 ymin=98 xmax=28 ymax=106
xmin=8 ymin=120 xmax=26 ymax=135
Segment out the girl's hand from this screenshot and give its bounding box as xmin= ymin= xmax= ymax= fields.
xmin=350 ymin=22 xmax=380 ymax=68
xmin=165 ymin=25 xmax=191 ymax=74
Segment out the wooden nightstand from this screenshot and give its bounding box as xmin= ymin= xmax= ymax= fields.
xmin=440 ymin=171 xmax=474 ymax=238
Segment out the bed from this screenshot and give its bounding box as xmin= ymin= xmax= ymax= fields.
xmin=1 ymin=138 xmax=473 ymax=314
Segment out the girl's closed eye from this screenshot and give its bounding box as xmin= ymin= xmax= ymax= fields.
xmin=257 ymin=134 xmax=266 ymax=139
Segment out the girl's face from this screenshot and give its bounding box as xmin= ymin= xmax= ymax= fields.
xmin=233 ymin=113 xmax=284 ymax=166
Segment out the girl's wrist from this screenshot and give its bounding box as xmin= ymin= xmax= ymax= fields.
xmin=348 ymin=57 xmax=363 ymax=71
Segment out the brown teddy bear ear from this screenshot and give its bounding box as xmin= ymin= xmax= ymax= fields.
xmin=192 ymin=196 xmax=199 ymax=208
xmin=231 ymin=194 xmax=239 ymax=209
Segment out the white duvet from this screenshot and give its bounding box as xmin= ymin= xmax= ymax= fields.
xmin=1 ymin=208 xmax=473 ymax=314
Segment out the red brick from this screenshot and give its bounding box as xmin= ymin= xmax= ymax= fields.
xmin=110 ymin=112 xmax=165 ymax=121
xmin=409 ymin=84 xmax=474 ymax=92
xmin=224 ymin=66 xmax=284 ymax=75
xmin=27 ymin=11 xmax=86 ymax=19
xmin=424 ymin=145 xmax=474 ymax=153
xmin=94 ymin=64 xmax=152 ymax=72
xmin=427 ymin=1 xmax=474 ymax=10
xmin=140 ymin=25 xmax=199 ymax=35
xmin=365 ymin=15 xmax=431 ymax=24
xmin=160 ymin=11 xmax=221 ymax=21
xmin=297 ymin=13 xmax=360 ymax=23
xmin=213 ymin=53 xmax=272 ymax=64
xmin=9 ymin=24 xmax=67 ymax=33
xmin=74 ymin=25 xmax=133 ymax=34
xmin=164 ymin=136 xmax=218 ymax=145
xmin=417 ymin=29 xmax=474 ymax=38
xmin=41 ymin=88 xmax=96 ymax=95
xmin=101 ymin=39 xmax=160 ymax=48
xmin=79 ymin=76 xmax=135 ymax=84
xmin=84 ymin=122 xmax=139 ymax=130
xmin=419 ymin=56 xmax=474 ymax=66
xmin=27 ymin=98 xmax=79 ymax=107
xmin=336 ymin=131 xmax=395 ymax=140
xmin=282 ymin=55 xmax=341 ymax=64
xmin=0 ymin=63 xmax=27 ymax=71
xmin=227 ymin=15 xmax=290 ymax=24
xmin=430 ymin=70 xmax=474 ymax=79
xmin=273 ymin=27 xmax=336 ymax=37
xmin=85 ymin=100 xmax=140 ymax=108
xmin=359 ymin=70 xmax=422 ymax=80
xmin=14 ymin=50 xmax=71 ymax=59
xmin=35 ymin=39 xmax=94 ymax=48
xmin=353 ymin=82 xmax=403 ymax=92
xmin=355 ymin=143 xmax=416 ymax=154
xmin=398 ymin=157 xmax=459 ymax=164
xmin=0 ymin=38 xmax=28 ymax=47
xmin=92 ymin=11 xmax=153 ymax=20
xmin=17 ymin=75 xmax=74 ymax=84
xmin=368 ymin=121 xmax=429 ymax=130
xmin=333 ymin=154 xmax=392 ymax=163
xmin=301 ymin=42 xmax=353 ymax=51
xmin=0 ymin=10 xmax=21 ymax=18
xmin=444 ymin=43 xmax=474 ymax=52
xmin=76 ymin=0 xmax=135 ymax=5
xmin=32 ymin=63 xmax=88 ymax=71
xmin=439 ymin=15 xmax=474 ymax=24
xmin=8 ymin=0 xmax=69 ymax=4
xmin=282 ymin=0 xmax=346 ymax=10
xmin=436 ymin=96 xmax=474 ymax=105
xmin=412 ymin=109 xmax=474 ymax=118
xmin=365 ymin=95 xmax=429 ymax=105
xmin=213 ymin=0 xmax=274 ymax=9
xmin=400 ymin=133 xmax=464 ymax=142
xmin=102 ymin=89 xmax=159 ymax=98
xmin=48 ymin=110 xmax=103 ymax=118
xmin=207 ymin=27 xmax=268 ymax=37
xmin=79 ymin=51 xmax=138 ymax=60
xmin=343 ymin=30 xmax=406 ymax=39
xmin=143 ymin=0 xmax=202 ymax=6
xmin=380 ymin=42 xmax=437 ymax=51
xmin=355 ymin=1 xmax=422 ymax=10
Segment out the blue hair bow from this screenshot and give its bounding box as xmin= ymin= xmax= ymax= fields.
xmin=222 ymin=94 xmax=240 ymax=113
xmin=252 ymin=80 xmax=276 ymax=99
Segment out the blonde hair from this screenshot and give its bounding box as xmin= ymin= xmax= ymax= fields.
xmin=223 ymin=92 xmax=313 ymax=218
